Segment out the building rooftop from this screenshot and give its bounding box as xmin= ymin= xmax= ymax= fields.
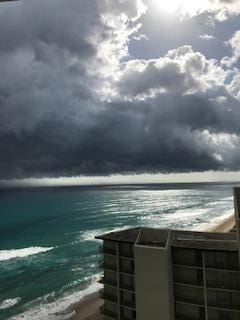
xmin=96 ymin=227 xmax=238 ymax=251
xmin=96 ymin=227 xmax=141 ymax=243
xmin=172 ymin=229 xmax=237 ymax=251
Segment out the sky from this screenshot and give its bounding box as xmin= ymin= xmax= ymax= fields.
xmin=1 ymin=0 xmax=240 ymax=185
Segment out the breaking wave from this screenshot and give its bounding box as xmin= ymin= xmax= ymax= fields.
xmin=0 ymin=247 xmax=54 ymax=262
xmin=8 ymin=280 xmax=102 ymax=320
xmin=0 ymin=298 xmax=21 ymax=310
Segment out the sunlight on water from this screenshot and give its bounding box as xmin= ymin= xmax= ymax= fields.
xmin=0 ymin=183 xmax=235 ymax=319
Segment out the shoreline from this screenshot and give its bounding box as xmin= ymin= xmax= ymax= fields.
xmin=206 ymin=213 xmax=235 ymax=232
xmin=69 ymin=212 xmax=236 ymax=320
xmin=67 ymin=292 xmax=102 ymax=320
xmin=194 ymin=210 xmax=235 ymax=233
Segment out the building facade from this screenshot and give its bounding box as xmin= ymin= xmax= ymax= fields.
xmin=97 ymin=187 xmax=240 ymax=320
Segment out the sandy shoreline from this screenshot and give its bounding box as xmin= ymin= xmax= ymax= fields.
xmin=66 ymin=212 xmax=236 ymax=320
xmin=206 ymin=213 xmax=235 ymax=232
xmin=66 ymin=292 xmax=102 ymax=320
xmin=196 ymin=211 xmax=235 ymax=233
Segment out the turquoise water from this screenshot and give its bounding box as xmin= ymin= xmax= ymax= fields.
xmin=0 ymin=183 xmax=236 ymax=319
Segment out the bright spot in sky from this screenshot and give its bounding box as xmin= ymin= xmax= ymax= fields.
xmin=153 ymin=0 xmax=180 ymax=13
xmin=153 ymin=0 xmax=210 ymax=16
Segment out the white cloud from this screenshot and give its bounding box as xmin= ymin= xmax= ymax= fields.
xmin=228 ymin=74 xmax=240 ymax=99
xmin=211 ymin=0 xmax=240 ymax=21
xmin=116 ymin=45 xmax=226 ymax=99
xmin=132 ymin=34 xmax=149 ymax=41
xmin=229 ymin=30 xmax=240 ymax=59
xmin=221 ymin=30 xmax=240 ymax=69
xmin=149 ymin=0 xmax=240 ymax=21
xmin=199 ymin=34 xmax=216 ymax=40
xmin=197 ymin=130 xmax=240 ymax=165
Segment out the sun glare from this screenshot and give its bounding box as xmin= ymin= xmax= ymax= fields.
xmin=153 ymin=0 xmax=210 ymax=16
xmin=154 ymin=0 xmax=180 ymax=13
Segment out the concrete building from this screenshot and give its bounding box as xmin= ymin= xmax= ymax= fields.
xmin=97 ymin=187 xmax=240 ymax=320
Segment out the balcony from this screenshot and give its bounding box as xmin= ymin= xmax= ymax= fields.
xmin=99 ymin=276 xmax=135 ymax=293
xmin=99 ymin=277 xmax=117 ymax=288
xmin=100 ymin=305 xmax=118 ymax=320
xmin=120 ymin=283 xmax=135 ymax=292
xmin=100 ymin=245 xmax=117 ymax=256
xmin=119 ymin=247 xmax=134 ymax=260
xmin=121 ymin=300 xmax=136 ymax=310
xmin=119 ymin=262 xmax=134 ymax=276
xmin=207 ymin=297 xmax=240 ymax=312
xmin=120 ymin=254 xmax=134 ymax=261
xmin=99 ymin=245 xmax=134 ymax=260
xmin=100 ymin=290 xmax=118 ymax=305
xmin=99 ymin=262 xmax=117 ymax=272
xmin=174 ymin=284 xmax=205 ymax=307
xmin=174 ymin=281 xmax=203 ymax=289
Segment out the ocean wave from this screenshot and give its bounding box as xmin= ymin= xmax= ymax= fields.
xmin=164 ymin=208 xmax=209 ymax=221
xmin=78 ymin=225 xmax=134 ymax=242
xmin=8 ymin=279 xmax=102 ymax=320
xmin=0 ymin=247 xmax=54 ymax=262
xmin=77 ymin=229 xmax=107 ymax=242
xmin=205 ymin=196 xmax=233 ymax=208
xmin=194 ymin=209 xmax=234 ymax=231
xmin=0 ymin=297 xmax=21 ymax=310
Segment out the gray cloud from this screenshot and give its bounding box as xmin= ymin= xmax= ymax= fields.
xmin=1 ymin=0 xmax=240 ymax=179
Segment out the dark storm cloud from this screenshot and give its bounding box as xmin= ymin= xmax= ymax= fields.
xmin=0 ymin=95 xmax=221 ymax=179
xmin=0 ymin=0 xmax=99 ymax=56
xmin=1 ymin=0 xmax=240 ymax=179
xmin=2 ymin=89 xmax=240 ymax=179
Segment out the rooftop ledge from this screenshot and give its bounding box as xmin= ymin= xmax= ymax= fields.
xmin=96 ymin=227 xmax=238 ymax=251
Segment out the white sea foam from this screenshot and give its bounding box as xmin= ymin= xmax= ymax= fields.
xmin=194 ymin=209 xmax=234 ymax=231
xmin=78 ymin=225 xmax=134 ymax=242
xmin=0 ymin=298 xmax=21 ymax=310
xmin=78 ymin=228 xmax=107 ymax=242
xmin=0 ymin=247 xmax=54 ymax=262
xmin=9 ymin=279 xmax=102 ymax=320
xmin=166 ymin=208 xmax=209 ymax=221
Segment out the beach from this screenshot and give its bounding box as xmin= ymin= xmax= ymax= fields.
xmin=69 ymin=212 xmax=236 ymax=320
xmin=2 ymin=184 xmax=235 ymax=320
xmin=206 ymin=212 xmax=235 ymax=232
xmin=64 ymin=292 xmax=102 ymax=320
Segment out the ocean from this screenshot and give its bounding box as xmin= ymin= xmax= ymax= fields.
xmin=0 ymin=183 xmax=237 ymax=320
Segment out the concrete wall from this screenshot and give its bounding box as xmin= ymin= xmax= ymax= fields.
xmin=134 ymin=240 xmax=174 ymax=320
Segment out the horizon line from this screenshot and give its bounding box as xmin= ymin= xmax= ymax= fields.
xmin=1 ymin=171 xmax=240 ymax=188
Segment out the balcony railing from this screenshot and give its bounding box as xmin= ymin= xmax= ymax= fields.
xmin=120 ymin=283 xmax=135 ymax=292
xmin=99 ymin=245 xmax=134 ymax=259
xmin=99 ymin=276 xmax=135 ymax=293
xmin=99 ymin=245 xmax=117 ymax=256
xmin=100 ymin=262 xmax=117 ymax=272
xmin=120 ymin=265 xmax=134 ymax=275
xmin=100 ymin=290 xmax=118 ymax=304
xmin=119 ymin=251 xmax=134 ymax=260
xmin=121 ymin=300 xmax=136 ymax=310
xmin=99 ymin=277 xmax=117 ymax=287
xmin=100 ymin=305 xmax=118 ymax=319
